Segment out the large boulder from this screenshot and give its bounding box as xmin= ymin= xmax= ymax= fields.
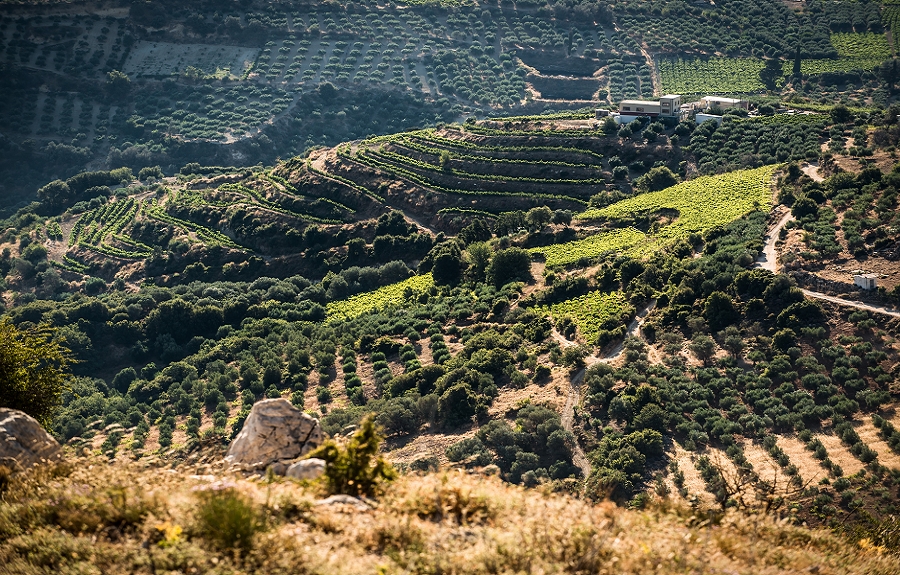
xmin=225 ymin=399 xmax=324 ymax=470
xmin=0 ymin=408 xmax=61 ymax=470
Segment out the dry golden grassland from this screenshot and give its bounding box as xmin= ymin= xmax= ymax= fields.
xmin=1 ymin=456 xmax=899 ymax=575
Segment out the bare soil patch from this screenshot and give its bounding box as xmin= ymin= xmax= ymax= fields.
xmin=812 ymin=258 xmax=900 ymax=292
xmin=124 ymin=41 xmax=258 ymax=77
xmin=356 ymin=355 xmax=378 ymax=401
xmin=671 ymin=443 xmax=716 ymax=508
xmin=488 ymin=381 xmax=565 ymax=420
xmin=416 ymin=342 xmax=434 ymax=366
xmin=854 ymin=416 xmax=900 ymax=470
xmin=171 ymin=416 xmax=189 ymax=449
xmin=776 ymin=435 xmax=827 ymax=485
xmin=816 ymin=431 xmax=864 ymax=476
xmin=384 ymin=429 xmax=476 ymax=467
xmin=742 ymin=441 xmax=793 ymax=496
xmin=142 ymin=424 xmax=160 ymax=453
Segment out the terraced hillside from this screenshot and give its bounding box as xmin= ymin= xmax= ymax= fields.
xmin=9 ymin=102 xmax=900 ymax=555
xmin=291 ymin=116 xmax=683 ymax=228
xmin=0 ymin=0 xmax=653 ymax=212
xmin=22 ymin=110 xmax=833 ymax=287
xmin=4 ymin=0 xmax=895 ymax=217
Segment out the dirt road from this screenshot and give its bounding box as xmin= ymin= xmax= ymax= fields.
xmin=801 ymin=289 xmax=900 ymax=318
xmin=801 ymin=162 xmax=825 ymax=182
xmin=756 ymin=204 xmax=900 ymax=317
xmin=755 ymin=211 xmax=794 ymax=273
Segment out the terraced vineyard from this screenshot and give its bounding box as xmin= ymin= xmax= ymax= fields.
xmin=530 ymin=227 xmax=646 ymax=267
xmin=54 ymin=167 xmax=373 ymax=275
xmin=317 ymin=124 xmax=621 ymax=215
xmin=658 ymin=33 xmax=892 ymax=96
xmin=540 ymin=290 xmax=634 ymax=343
xmin=657 ymin=57 xmax=767 ymax=95
xmin=326 ymin=273 xmax=435 ymax=321
xmin=68 ymin=197 xmax=153 ymax=259
xmin=578 ymin=165 xmax=777 ymax=248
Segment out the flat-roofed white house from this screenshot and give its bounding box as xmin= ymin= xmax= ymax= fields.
xmin=619 ymin=95 xmax=683 ymax=118
xmin=701 ymin=96 xmax=749 ymax=110
xmin=854 ymin=274 xmax=878 ymax=290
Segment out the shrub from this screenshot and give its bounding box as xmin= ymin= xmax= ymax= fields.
xmin=487 ymin=248 xmax=532 ymax=287
xmin=306 ymin=413 xmax=396 ymax=497
xmin=0 ymin=318 xmax=73 ymax=426
xmin=192 ymin=483 xmax=263 ymax=553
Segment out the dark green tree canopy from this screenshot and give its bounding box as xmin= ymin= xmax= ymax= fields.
xmin=0 ymin=318 xmax=73 ymax=427
xmin=487 ymin=247 xmax=533 ymax=287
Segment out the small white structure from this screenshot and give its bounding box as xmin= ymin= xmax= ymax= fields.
xmin=854 ymin=274 xmax=878 ymax=290
xmin=701 ymin=96 xmax=749 ymax=111
xmin=595 ymin=108 xmax=610 ymax=118
xmin=659 ymin=94 xmax=682 ymax=116
xmin=695 ymin=113 xmax=723 ymax=125
xmin=620 ymin=99 xmax=661 ymax=117
xmin=619 ymin=95 xmax=683 ymax=118
xmin=614 ymin=113 xmax=642 ymax=124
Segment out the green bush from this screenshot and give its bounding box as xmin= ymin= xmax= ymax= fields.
xmin=192 ymin=484 xmax=263 ymax=553
xmin=0 ymin=318 xmax=73 ymax=426
xmin=306 ymin=413 xmax=396 ymax=497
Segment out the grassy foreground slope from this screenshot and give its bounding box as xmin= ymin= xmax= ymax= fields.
xmin=1 ymin=457 xmax=898 ymax=575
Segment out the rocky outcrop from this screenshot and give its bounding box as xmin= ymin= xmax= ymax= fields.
xmin=315 ymin=494 xmax=372 ymax=509
xmin=0 ymin=408 xmax=61 ymax=470
xmin=225 ymin=399 xmax=324 ymax=471
xmin=286 ymin=458 xmax=326 ymax=480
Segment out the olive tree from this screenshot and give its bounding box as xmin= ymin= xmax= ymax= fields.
xmin=0 ymin=318 xmax=73 ymax=427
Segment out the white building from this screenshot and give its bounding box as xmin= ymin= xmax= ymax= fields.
xmin=854 ymin=274 xmax=878 ymax=290
xmin=619 ymin=94 xmax=683 ymax=118
xmin=696 ymin=113 xmax=723 ymax=126
xmin=701 ymin=96 xmax=749 ymax=111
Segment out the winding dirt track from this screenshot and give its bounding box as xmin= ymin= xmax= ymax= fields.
xmin=755 ymin=211 xmax=794 ymax=273
xmin=756 ymin=207 xmax=900 ymax=318
xmin=560 ymin=300 xmax=657 ymax=478
xmin=800 ymin=289 xmax=900 ymax=318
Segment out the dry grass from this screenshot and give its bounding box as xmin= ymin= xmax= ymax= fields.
xmin=671 ymin=443 xmax=716 ymax=508
xmin=1 ymin=456 xmax=899 ymax=574
xmin=741 ymin=441 xmax=793 ymax=497
xmin=817 ymin=432 xmax=865 ymax=476
xmin=385 ymin=430 xmax=476 ymax=467
xmin=854 ymin=417 xmax=900 ymax=470
xmin=776 ymin=435 xmax=828 ymax=485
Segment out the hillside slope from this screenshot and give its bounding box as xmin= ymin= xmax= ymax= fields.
xmin=1 ymin=455 xmax=898 ymax=575
xmin=5 ymin=111 xmax=900 ymax=558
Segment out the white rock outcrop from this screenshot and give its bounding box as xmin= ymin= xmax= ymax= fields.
xmin=225 ymin=399 xmax=324 ymax=470
xmin=286 ymin=458 xmax=326 ymax=480
xmin=315 ymin=494 xmax=372 ymax=509
xmin=0 ymin=408 xmax=62 ymax=470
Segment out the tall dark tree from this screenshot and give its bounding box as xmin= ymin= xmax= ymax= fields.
xmin=487 ymin=248 xmax=532 ymax=287
xmin=759 ymin=58 xmax=784 ymax=90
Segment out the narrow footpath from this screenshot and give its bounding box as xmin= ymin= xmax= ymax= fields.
xmin=559 ymin=300 xmax=657 ymax=479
